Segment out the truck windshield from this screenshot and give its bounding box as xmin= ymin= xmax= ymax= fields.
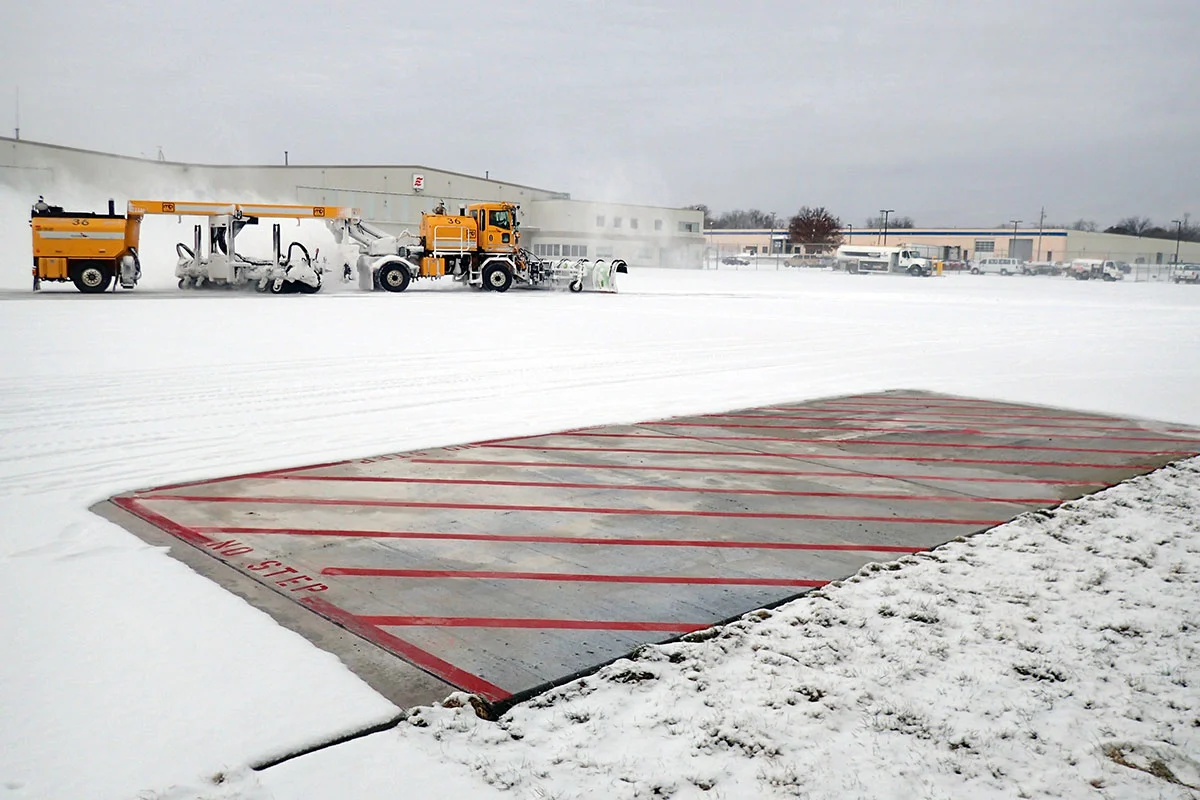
xmin=488 ymin=210 xmax=511 ymax=230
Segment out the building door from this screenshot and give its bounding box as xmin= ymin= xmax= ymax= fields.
xmin=1010 ymin=239 xmax=1034 ymax=261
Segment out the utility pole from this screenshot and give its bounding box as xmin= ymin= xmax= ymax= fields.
xmin=880 ymin=209 xmax=894 ymax=245
xmin=1172 ymin=219 xmax=1183 ymax=265
xmin=847 ymin=223 xmax=853 ymax=244
xmin=1036 ymin=207 xmax=1045 ymax=262
xmin=768 ymin=212 xmax=776 ymax=268
xmin=14 ymin=85 xmax=19 ymax=140
xmin=284 ymin=150 xmax=289 ymax=166
xmin=1009 ymin=219 xmax=1022 ymax=259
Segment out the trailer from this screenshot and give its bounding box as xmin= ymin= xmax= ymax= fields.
xmin=329 ymin=201 xmax=627 ymax=294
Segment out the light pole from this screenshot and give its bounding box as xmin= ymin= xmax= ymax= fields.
xmin=880 ymin=209 xmax=894 ymax=245
xmin=1009 ymin=219 xmax=1022 ymax=259
xmin=1172 ymin=219 xmax=1183 ymax=265
xmin=847 ymin=223 xmax=853 ymax=244
xmin=768 ymin=212 xmax=776 ymax=269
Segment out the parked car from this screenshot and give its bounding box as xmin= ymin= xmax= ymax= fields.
xmin=1172 ymin=264 xmax=1200 ymax=284
xmin=721 ymin=256 xmax=751 ymax=266
xmin=1021 ymin=261 xmax=1063 ymax=276
xmin=971 ymin=257 xmax=1023 ymax=275
xmin=941 ymin=260 xmax=969 ymax=272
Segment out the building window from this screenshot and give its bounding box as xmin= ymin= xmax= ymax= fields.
xmin=613 ymin=217 xmax=622 ymax=228
xmin=679 ymin=221 xmax=698 ymax=233
xmin=596 ymin=215 xmax=605 ymax=227
xmin=654 ymin=219 xmax=663 ymax=231
xmin=975 ymin=239 xmax=995 ymax=253
xmin=630 ymin=218 xmax=639 ymax=230
xmin=1046 ymin=251 xmax=1053 ymax=261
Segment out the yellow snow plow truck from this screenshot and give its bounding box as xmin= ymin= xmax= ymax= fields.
xmin=331 ymin=201 xmax=628 ymax=293
xmin=30 ymin=199 xmax=142 ymax=292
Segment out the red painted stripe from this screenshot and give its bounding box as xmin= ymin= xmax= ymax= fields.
xmin=196 ymin=526 xmax=926 ymax=553
xmin=271 ymin=474 xmax=1056 ymax=504
xmin=480 ymin=443 xmax=1155 ymax=470
xmin=141 ymin=494 xmax=1006 ymax=525
xmin=410 ymin=457 xmax=1103 ymax=485
xmin=111 ymin=496 xmax=215 ymax=548
xmin=322 ymin=567 xmax=827 ymax=587
xmin=359 ymin=615 xmax=708 ymax=633
xmin=588 ymin=424 xmax=1193 ymax=444
xmin=633 ymin=424 xmax=1195 ymax=443
xmin=534 ymin=430 xmax=1187 ymax=456
xmin=301 ymin=596 xmax=510 ymax=702
xmin=753 ymin=408 xmax=1119 ymax=421
xmin=691 ymin=413 xmax=1172 ymax=432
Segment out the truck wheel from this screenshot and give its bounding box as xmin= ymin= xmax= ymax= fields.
xmin=483 ymin=263 xmax=513 ymax=292
xmin=846 ymin=262 xmax=859 ymax=274
xmin=970 ymin=267 xmax=981 ymax=274
xmin=907 ymin=265 xmax=922 ymax=277
xmin=379 ymin=264 xmax=411 ymax=292
xmin=71 ymin=263 xmax=113 ymax=293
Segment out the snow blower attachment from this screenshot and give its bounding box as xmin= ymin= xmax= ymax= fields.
xmin=128 ymin=201 xmax=358 ymax=294
xmin=327 ymin=201 xmax=627 ymax=294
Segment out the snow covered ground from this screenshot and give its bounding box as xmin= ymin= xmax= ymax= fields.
xmin=2 ymin=243 xmax=1199 ymax=798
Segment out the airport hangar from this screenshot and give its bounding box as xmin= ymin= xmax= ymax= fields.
xmin=0 ymin=137 xmax=707 ymax=270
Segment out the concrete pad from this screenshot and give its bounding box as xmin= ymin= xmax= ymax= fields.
xmin=101 ymin=391 xmax=1200 ymax=713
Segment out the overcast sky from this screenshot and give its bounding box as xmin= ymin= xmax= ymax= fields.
xmin=2 ymin=0 xmax=1196 ymax=227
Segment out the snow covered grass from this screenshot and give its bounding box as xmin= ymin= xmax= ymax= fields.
xmin=1 ymin=259 xmax=1199 ymax=798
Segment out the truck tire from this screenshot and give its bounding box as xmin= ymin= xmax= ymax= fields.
xmin=378 ymin=263 xmax=411 ymax=293
xmin=846 ymin=261 xmax=860 ymax=274
xmin=483 ymin=263 xmax=513 ymax=292
xmin=970 ymin=267 xmax=981 ymax=275
xmin=907 ymin=265 xmax=923 ymax=277
xmin=71 ymin=262 xmax=113 ymax=293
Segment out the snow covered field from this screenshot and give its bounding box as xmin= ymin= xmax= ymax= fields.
xmin=2 ymin=260 xmax=1199 ymax=799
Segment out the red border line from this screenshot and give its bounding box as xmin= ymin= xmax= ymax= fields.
xmin=479 ymin=443 xmax=1157 ymax=469
xmin=196 ymin=526 xmax=926 ymax=553
xmin=359 ymin=615 xmax=708 ymax=633
xmin=322 ymin=567 xmax=827 ymax=587
xmin=409 ymin=457 xmax=1103 ymax=485
xmin=685 ymin=413 xmax=1187 ymax=433
xmin=111 ymin=496 xmax=216 ymax=547
xmin=113 ymin=497 xmax=511 ymax=702
xmin=301 ymin=596 xmax=510 ymax=702
xmin=139 ymin=494 xmax=1007 ymax=526
xmin=269 ymin=474 xmax=1057 ymax=504
xmin=531 ymin=430 xmax=1188 ymax=456
xmin=142 ymin=458 xmax=359 ymax=494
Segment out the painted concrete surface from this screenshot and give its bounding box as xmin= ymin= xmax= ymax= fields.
xmin=104 ymin=391 xmax=1200 ymax=711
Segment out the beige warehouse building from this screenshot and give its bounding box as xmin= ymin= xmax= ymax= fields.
xmin=706 ymin=226 xmax=1200 ymax=266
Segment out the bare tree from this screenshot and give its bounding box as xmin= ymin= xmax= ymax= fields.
xmin=1105 ymin=216 xmax=1154 ymax=236
xmin=789 ymin=207 xmax=843 ymax=252
xmin=865 ymin=214 xmax=914 ymax=228
xmin=1068 ymin=219 xmax=1098 ymax=232
xmin=709 ymin=209 xmax=777 ymax=229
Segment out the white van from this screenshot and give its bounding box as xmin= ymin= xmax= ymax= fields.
xmin=971 ymin=257 xmax=1023 ymax=276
